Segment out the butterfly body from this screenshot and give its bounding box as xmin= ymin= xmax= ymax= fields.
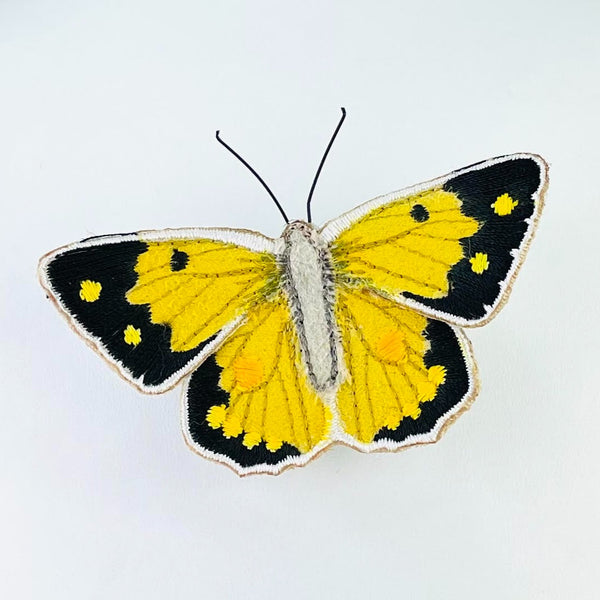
xmin=40 ymin=153 xmax=547 ymax=475
xmin=280 ymin=221 xmax=339 ymax=392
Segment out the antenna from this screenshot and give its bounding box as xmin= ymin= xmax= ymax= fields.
xmin=216 ymin=130 xmax=290 ymax=224
xmin=306 ymin=107 xmax=347 ymax=223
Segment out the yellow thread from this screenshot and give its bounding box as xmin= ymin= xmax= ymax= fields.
xmin=206 ymin=404 xmax=227 ymax=429
xmin=469 ymin=252 xmax=489 ymax=274
xmin=376 ymin=330 xmax=407 ymax=362
xmin=335 ymin=289 xmax=437 ymax=442
xmin=332 ymin=189 xmax=480 ymax=299
xmin=492 ymin=193 xmax=518 ymax=216
xmin=232 ymin=356 xmax=264 ymax=390
xmin=383 ymin=414 xmax=401 ymax=430
xmin=428 ymin=365 xmax=446 ymax=386
xmin=215 ymin=298 xmax=331 ymax=454
xmin=126 ymin=240 xmax=278 ymax=352
xmin=222 ymin=414 xmax=243 ymax=438
xmin=265 ymin=438 xmax=283 ymax=452
xmin=417 ymin=381 xmax=437 ymax=402
xmin=123 ymin=324 xmax=141 ymax=346
xmin=242 ymin=431 xmax=261 ymax=449
xmin=407 ymin=407 xmax=422 ymax=419
xmin=79 ymin=280 xmax=102 ymax=302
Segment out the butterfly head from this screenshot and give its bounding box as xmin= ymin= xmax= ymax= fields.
xmin=282 ymin=220 xmax=326 ymax=248
xmin=283 ymin=219 xmax=314 ymax=236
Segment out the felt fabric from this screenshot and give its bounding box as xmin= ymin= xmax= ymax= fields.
xmin=40 ymin=153 xmax=547 ymax=475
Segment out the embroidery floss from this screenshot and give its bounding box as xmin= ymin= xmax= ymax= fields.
xmin=39 ymin=109 xmax=547 ymax=475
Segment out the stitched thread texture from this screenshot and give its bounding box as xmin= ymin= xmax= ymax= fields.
xmin=40 ymin=153 xmax=547 ymax=475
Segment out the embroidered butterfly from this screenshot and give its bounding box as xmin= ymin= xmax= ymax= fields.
xmin=39 ymin=109 xmax=547 ymax=475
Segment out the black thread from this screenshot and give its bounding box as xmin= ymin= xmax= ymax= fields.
xmin=410 ymin=204 xmax=429 ymax=222
xmin=170 ymin=249 xmax=189 ymax=271
xmin=45 ymin=238 xmax=208 ymax=387
xmin=186 ymin=357 xmax=301 ymax=469
xmin=215 ymin=130 xmax=289 ymax=224
xmin=374 ymin=319 xmax=471 ymax=444
xmin=306 ymin=107 xmax=347 ymax=223
xmin=403 ymin=157 xmax=542 ymax=320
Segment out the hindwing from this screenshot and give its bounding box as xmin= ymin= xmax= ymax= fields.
xmin=183 ymin=295 xmax=333 ymax=475
xmin=333 ymin=287 xmax=476 ymax=449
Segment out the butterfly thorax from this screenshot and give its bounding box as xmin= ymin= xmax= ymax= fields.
xmin=280 ymin=221 xmax=339 ymax=392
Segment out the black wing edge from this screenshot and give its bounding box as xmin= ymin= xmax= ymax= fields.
xmin=401 ymin=153 xmax=548 ymax=326
xmin=38 ymin=235 xmax=215 ymax=394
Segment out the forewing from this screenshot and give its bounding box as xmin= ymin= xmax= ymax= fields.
xmin=39 ymin=227 xmax=278 ymax=393
xmin=322 ymin=154 xmax=547 ymax=325
xmin=183 ymin=295 xmax=333 ymax=475
xmin=334 ymin=287 xmax=476 ymax=449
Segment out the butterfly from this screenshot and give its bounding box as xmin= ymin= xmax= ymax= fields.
xmin=39 ymin=109 xmax=547 ymax=475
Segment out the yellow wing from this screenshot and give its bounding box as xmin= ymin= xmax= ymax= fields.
xmin=127 ymin=236 xmax=278 ymax=352
xmin=183 ymin=294 xmax=332 ymax=475
xmin=40 ymin=228 xmax=279 ymax=392
xmin=331 ymin=189 xmax=479 ymax=300
xmin=323 ymin=154 xmax=547 ymax=326
xmin=334 ymin=286 xmax=475 ymax=448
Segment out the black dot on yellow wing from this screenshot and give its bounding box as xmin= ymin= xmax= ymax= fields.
xmin=170 ymin=249 xmax=189 ymax=271
xmin=410 ymin=204 xmax=429 ymax=222
xmin=124 ymin=324 xmax=142 ymax=346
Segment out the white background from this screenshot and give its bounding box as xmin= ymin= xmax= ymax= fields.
xmin=1 ymin=1 xmax=599 ymax=598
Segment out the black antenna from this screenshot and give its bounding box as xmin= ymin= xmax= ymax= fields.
xmin=216 ymin=130 xmax=289 ymax=224
xmin=306 ymin=107 xmax=347 ymax=223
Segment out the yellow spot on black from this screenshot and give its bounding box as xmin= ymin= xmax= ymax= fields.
xmin=492 ymin=193 xmax=518 ymax=216
xmin=265 ymin=438 xmax=283 ymax=452
xmin=383 ymin=414 xmax=401 ymax=430
xmin=79 ymin=280 xmax=101 ymax=302
xmin=470 ymin=252 xmax=489 ymax=274
xmin=376 ymin=330 xmax=407 ymax=362
xmin=243 ymin=431 xmax=261 ymax=449
xmin=232 ymin=356 xmax=264 ymax=390
xmin=123 ymin=324 xmax=142 ymax=346
xmin=428 ymin=365 xmax=447 ymax=386
xmin=206 ymin=404 xmax=227 ymax=429
xmin=222 ymin=415 xmax=243 ymax=438
xmin=417 ymin=381 xmax=437 ymax=402
xmin=408 ymin=407 xmax=422 ymax=419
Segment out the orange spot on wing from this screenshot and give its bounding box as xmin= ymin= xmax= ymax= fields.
xmin=376 ymin=330 xmax=407 ymax=362
xmin=232 ymin=356 xmax=264 ymax=390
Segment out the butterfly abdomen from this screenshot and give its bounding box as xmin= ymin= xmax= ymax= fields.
xmin=280 ymin=222 xmax=339 ymax=392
